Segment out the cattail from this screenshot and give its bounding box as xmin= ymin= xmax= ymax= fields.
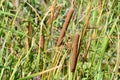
xmin=40 ymin=35 xmax=45 ymax=49
xmin=57 ymin=7 xmax=74 ymax=46
xmin=27 ymin=22 xmax=32 ymax=49
xmin=71 ymin=32 xmax=80 ymax=72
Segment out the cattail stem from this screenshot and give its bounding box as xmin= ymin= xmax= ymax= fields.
xmin=115 ymin=33 xmax=120 ymax=79
xmin=57 ymin=7 xmax=74 ymax=46
xmin=71 ymin=32 xmax=80 ymax=72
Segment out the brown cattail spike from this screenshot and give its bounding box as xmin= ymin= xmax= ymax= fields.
xmin=27 ymin=22 xmax=32 ymax=48
xmin=57 ymin=7 xmax=74 ymax=46
xmin=71 ymin=32 xmax=80 ymax=72
xmin=40 ymin=35 xmax=45 ymax=49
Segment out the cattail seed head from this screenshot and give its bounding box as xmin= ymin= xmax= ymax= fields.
xmin=57 ymin=7 xmax=74 ymax=46
xmin=40 ymin=35 xmax=45 ymax=49
xmin=71 ymin=32 xmax=80 ymax=72
xmin=27 ymin=22 xmax=32 ymax=48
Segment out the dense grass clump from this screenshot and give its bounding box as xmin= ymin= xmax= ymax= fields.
xmin=0 ymin=0 xmax=120 ymax=80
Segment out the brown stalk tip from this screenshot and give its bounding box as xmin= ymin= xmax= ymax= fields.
xmin=57 ymin=7 xmax=74 ymax=47
xmin=40 ymin=35 xmax=45 ymax=49
xmin=71 ymin=32 xmax=80 ymax=72
xmin=27 ymin=22 xmax=32 ymax=48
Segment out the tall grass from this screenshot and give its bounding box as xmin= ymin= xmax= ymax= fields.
xmin=0 ymin=0 xmax=120 ymax=80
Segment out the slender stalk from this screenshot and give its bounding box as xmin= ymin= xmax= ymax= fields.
xmin=115 ymin=33 xmax=120 ymax=79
